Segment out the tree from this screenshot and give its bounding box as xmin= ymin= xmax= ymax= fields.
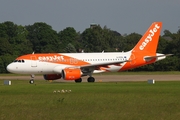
xmin=81 ymin=25 xmax=114 ymax=52
xmin=157 ymin=37 xmax=170 ymax=53
xmin=163 ymin=29 xmax=172 ymax=37
xmin=123 ymin=33 xmax=142 ymax=51
xmin=26 ymin=22 xmax=59 ymax=53
xmin=0 ymin=22 xmax=33 ymax=56
xmin=0 ymin=38 xmax=13 ymax=55
xmin=64 ymin=43 xmax=77 ymax=53
xmin=58 ymin=27 xmax=80 ymax=52
xmin=102 ymin=27 xmax=123 ymax=52
xmin=2 ymin=21 xmax=19 ymax=44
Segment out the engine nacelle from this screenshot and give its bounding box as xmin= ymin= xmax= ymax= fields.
xmin=43 ymin=74 xmax=62 ymax=80
xmin=62 ymin=68 xmax=82 ymax=80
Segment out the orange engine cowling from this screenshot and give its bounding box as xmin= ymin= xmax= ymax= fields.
xmin=43 ymin=74 xmax=62 ymax=80
xmin=62 ymin=68 xmax=82 ymax=80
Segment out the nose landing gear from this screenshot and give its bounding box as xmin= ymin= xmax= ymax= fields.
xmin=29 ymin=74 xmax=35 ymax=84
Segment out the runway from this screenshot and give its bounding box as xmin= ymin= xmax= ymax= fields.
xmin=0 ymin=74 xmax=180 ymax=82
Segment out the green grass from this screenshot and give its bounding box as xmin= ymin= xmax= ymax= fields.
xmin=0 ymin=80 xmax=180 ymax=120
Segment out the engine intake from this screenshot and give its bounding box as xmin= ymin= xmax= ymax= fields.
xmin=62 ymin=68 xmax=82 ymax=80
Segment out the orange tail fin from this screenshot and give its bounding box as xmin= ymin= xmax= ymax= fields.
xmin=132 ymin=22 xmax=162 ymax=54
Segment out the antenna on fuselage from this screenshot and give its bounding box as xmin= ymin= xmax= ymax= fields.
xmin=32 ymin=51 xmax=35 ymax=54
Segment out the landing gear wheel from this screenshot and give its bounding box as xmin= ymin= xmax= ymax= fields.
xmin=87 ymin=77 xmax=95 ymax=82
xmin=29 ymin=79 xmax=34 ymax=84
xmin=29 ymin=74 xmax=35 ymax=84
xmin=75 ymin=78 xmax=82 ymax=83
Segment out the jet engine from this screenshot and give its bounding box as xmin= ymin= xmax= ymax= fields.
xmin=62 ymin=68 xmax=82 ymax=80
xmin=43 ymin=74 xmax=62 ymax=80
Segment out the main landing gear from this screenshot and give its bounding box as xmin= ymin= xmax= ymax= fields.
xmin=75 ymin=78 xmax=82 ymax=83
xmin=29 ymin=74 xmax=35 ymax=84
xmin=87 ymin=77 xmax=95 ymax=82
xmin=75 ymin=76 xmax=95 ymax=83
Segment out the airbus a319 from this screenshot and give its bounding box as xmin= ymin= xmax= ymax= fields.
xmin=7 ymin=22 xmax=171 ymax=83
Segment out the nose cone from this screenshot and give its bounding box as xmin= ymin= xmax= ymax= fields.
xmin=7 ymin=63 xmax=16 ymax=73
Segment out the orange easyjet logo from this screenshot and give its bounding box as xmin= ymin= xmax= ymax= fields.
xmin=139 ymin=24 xmax=160 ymax=50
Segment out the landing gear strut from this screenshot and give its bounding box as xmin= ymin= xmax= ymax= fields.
xmin=29 ymin=74 xmax=35 ymax=84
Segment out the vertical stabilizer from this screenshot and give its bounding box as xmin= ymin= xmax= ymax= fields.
xmin=132 ymin=22 xmax=162 ymax=54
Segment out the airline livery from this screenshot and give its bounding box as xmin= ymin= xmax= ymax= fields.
xmin=7 ymin=22 xmax=171 ymax=83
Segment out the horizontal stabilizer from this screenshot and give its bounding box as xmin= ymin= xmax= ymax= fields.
xmin=144 ymin=54 xmax=173 ymax=62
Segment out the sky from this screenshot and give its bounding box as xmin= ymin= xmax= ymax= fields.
xmin=0 ymin=0 xmax=180 ymax=35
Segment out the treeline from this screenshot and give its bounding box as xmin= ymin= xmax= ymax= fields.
xmin=0 ymin=21 xmax=180 ymax=73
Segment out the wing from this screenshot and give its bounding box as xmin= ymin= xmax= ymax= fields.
xmin=79 ymin=59 xmax=130 ymax=75
xmin=80 ymin=59 xmax=130 ymax=68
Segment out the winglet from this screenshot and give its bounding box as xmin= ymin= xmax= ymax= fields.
xmin=132 ymin=22 xmax=162 ymax=54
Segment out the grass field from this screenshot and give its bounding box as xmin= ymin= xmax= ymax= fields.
xmin=0 ymin=80 xmax=180 ymax=120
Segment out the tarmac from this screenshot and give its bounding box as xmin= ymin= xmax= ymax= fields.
xmin=0 ymin=74 xmax=180 ymax=82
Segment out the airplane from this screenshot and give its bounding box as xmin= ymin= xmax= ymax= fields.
xmin=6 ymin=22 xmax=171 ymax=83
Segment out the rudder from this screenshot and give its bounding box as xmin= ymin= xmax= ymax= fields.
xmin=132 ymin=22 xmax=162 ymax=54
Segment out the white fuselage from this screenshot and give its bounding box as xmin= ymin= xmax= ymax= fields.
xmin=7 ymin=52 xmax=132 ymax=74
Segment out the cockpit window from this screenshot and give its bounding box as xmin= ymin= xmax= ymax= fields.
xmin=13 ymin=59 xmax=25 ymax=63
xmin=13 ymin=60 xmax=18 ymax=62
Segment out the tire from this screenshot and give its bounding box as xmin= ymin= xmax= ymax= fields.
xmin=75 ymin=78 xmax=82 ymax=83
xmin=87 ymin=77 xmax=95 ymax=82
xmin=29 ymin=79 xmax=34 ymax=84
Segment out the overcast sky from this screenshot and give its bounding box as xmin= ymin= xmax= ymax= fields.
xmin=0 ymin=0 xmax=180 ymax=35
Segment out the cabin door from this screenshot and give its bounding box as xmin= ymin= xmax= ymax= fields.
xmin=31 ymin=56 xmax=37 ymax=67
